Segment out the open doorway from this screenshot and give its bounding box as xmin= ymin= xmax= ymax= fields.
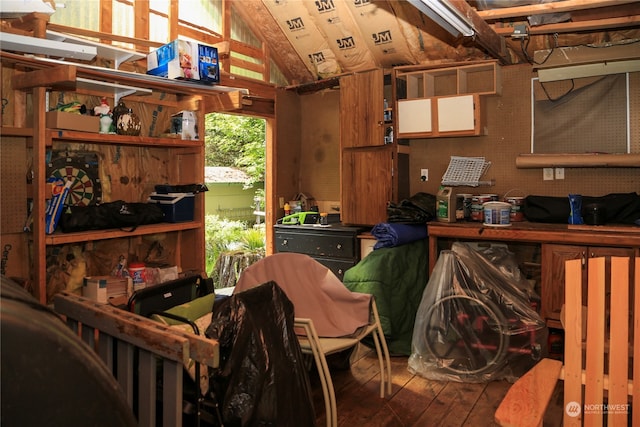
xmin=204 ymin=112 xmax=266 ymax=286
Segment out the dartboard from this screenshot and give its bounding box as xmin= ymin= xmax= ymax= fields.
xmin=47 ymin=152 xmax=102 ymax=206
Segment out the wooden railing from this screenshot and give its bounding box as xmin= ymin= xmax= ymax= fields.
xmin=53 ymin=292 xmax=219 ymax=427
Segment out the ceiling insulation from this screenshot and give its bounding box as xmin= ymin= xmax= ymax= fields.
xmin=261 ymin=0 xmax=487 ymax=80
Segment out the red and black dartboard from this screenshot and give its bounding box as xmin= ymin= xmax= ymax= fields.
xmin=47 ymin=152 xmax=102 ymax=206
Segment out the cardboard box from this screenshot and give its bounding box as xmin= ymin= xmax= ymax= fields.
xmin=147 ymin=38 xmax=219 ymax=84
xmin=46 ymin=111 xmax=100 ymax=133
xmin=83 ymin=276 xmax=131 ymax=303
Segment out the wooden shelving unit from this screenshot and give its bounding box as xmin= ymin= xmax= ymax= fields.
xmin=1 ymin=48 xmax=244 ymax=304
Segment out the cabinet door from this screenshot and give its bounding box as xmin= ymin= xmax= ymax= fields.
xmin=541 ymin=244 xmax=586 ymax=325
xmin=541 ymin=244 xmax=636 ymax=327
xmin=341 ymin=147 xmax=393 ymax=225
xmin=436 ymin=94 xmax=480 ymax=134
xmin=397 ymin=98 xmax=432 ymax=137
xmin=340 ymin=69 xmax=385 ymax=148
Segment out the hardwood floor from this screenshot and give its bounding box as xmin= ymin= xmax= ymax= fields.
xmin=310 ymin=344 xmax=563 ymax=427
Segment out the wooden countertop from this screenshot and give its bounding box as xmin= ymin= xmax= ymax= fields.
xmin=427 ymin=221 xmax=640 ymax=247
xmin=427 ymin=221 xmax=640 ymax=273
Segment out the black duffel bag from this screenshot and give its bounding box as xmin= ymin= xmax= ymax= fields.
xmin=524 ymin=192 xmax=640 ymax=224
xmin=59 ymin=200 xmax=165 ymax=233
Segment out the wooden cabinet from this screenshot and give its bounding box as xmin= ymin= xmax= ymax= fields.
xmin=2 ymin=54 xmax=241 ymax=304
xmin=397 ymin=94 xmax=484 ymax=138
xmin=339 ymin=69 xmax=409 ymax=226
xmin=541 ymin=243 xmax=637 ymax=327
xmin=427 ymin=222 xmax=640 ymax=329
xmin=340 ymin=70 xmax=386 ymax=148
xmin=397 ymin=61 xmax=501 ymax=98
xmin=395 ymin=61 xmax=499 ymax=138
xmin=274 ymin=224 xmax=362 ymax=280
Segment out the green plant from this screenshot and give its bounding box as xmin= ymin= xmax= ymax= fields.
xmin=204 ymin=214 xmax=265 ymax=277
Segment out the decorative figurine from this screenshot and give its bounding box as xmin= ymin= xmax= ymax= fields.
xmin=93 ymin=97 xmax=111 ymax=116
xmin=111 ymin=100 xmax=128 ymax=128
xmin=116 ymin=108 xmax=142 ymax=136
xmin=99 ymin=113 xmax=113 ymax=133
xmin=94 ymin=97 xmax=114 ymax=133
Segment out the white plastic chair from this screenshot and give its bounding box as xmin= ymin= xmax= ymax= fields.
xmin=235 ymin=253 xmax=392 ymax=427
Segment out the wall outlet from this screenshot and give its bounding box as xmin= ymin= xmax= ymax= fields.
xmin=543 ymin=168 xmax=554 ymax=181
xmin=555 ymin=168 xmax=565 ymax=179
xmin=420 ymin=169 xmax=428 ymax=182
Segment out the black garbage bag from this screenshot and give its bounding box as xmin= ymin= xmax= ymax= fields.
xmin=386 ymin=192 xmax=436 ymax=223
xmin=205 ymin=281 xmax=316 ymax=427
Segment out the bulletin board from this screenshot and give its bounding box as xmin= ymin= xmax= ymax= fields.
xmin=1 ymin=139 xmax=28 ymax=233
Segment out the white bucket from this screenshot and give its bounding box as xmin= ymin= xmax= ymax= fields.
xmin=483 ymin=201 xmax=512 ymax=226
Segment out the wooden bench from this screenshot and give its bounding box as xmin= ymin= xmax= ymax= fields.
xmin=53 ymin=292 xmax=219 ymax=427
xmin=495 ymin=256 xmax=639 ymax=427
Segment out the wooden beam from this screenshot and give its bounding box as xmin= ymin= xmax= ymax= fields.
xmin=12 ymin=65 xmax=77 ymax=91
xmin=492 ymin=15 xmax=640 ymax=35
xmin=476 ymin=0 xmax=639 ymax=20
xmin=533 ymin=42 xmax=640 ymax=68
xmin=201 ymin=91 xmax=243 ymax=113
xmin=448 ymin=0 xmax=511 ymax=64
xmin=47 ymin=23 xmax=162 ymax=50
xmin=2 ymin=12 xmax=50 ymax=35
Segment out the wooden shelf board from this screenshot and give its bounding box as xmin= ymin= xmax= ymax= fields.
xmin=1 ymin=126 xmax=33 ymax=137
xmin=46 ymin=129 xmax=203 ymax=148
xmin=46 ymin=29 xmax=145 ymax=69
xmin=45 ymin=221 xmax=202 ymax=245
xmin=1 ymin=50 xmax=248 ymax=98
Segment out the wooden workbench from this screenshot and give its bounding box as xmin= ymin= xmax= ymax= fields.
xmin=427 ymin=221 xmax=640 ymax=327
xmin=428 ymin=221 xmax=640 ymax=272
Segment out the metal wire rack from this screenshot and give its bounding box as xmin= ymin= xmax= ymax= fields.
xmin=441 ymin=156 xmax=493 ymax=187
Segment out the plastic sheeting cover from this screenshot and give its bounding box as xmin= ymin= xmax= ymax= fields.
xmin=408 ymin=242 xmax=547 ymax=383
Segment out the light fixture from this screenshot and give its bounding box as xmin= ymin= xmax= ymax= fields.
xmin=406 ymin=0 xmax=474 ymax=38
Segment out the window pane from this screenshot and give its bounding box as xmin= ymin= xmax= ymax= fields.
xmin=179 ymin=0 xmax=222 ymax=34
xmin=49 ymin=0 xmax=99 ymax=31
xmin=149 ymin=14 xmax=169 ymax=43
xmin=150 ymin=0 xmax=168 ymax=15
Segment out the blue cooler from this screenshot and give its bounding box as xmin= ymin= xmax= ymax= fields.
xmin=148 ymin=192 xmax=195 ymax=222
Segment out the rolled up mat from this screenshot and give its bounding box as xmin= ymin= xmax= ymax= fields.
xmin=371 ymin=222 xmax=428 ymax=249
